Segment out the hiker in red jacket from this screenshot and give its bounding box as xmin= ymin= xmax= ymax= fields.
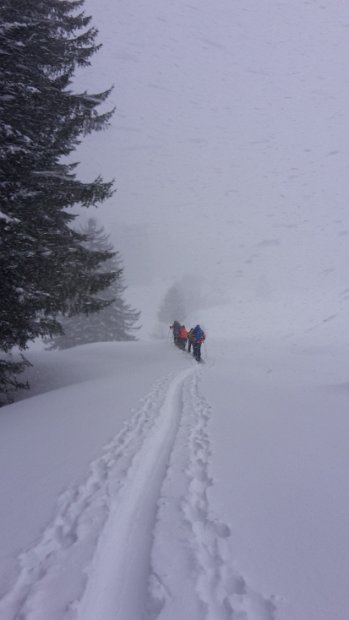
xmin=178 ymin=325 xmax=188 ymax=350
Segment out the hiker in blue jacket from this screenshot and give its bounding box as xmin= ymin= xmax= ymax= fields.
xmin=192 ymin=324 xmax=205 ymax=361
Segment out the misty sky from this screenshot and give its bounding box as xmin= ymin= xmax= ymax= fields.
xmin=75 ymin=0 xmax=349 ymax=330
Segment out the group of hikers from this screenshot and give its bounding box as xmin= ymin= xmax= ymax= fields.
xmin=170 ymin=321 xmax=206 ymax=362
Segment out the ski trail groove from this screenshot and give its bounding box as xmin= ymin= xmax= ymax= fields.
xmin=75 ymin=366 xmax=195 ymax=620
xmin=0 ymin=370 xmax=189 ymax=620
xmin=147 ymin=371 xmax=277 ymax=620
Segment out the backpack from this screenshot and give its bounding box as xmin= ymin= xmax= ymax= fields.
xmin=180 ymin=326 xmax=188 ymax=339
xmin=193 ymin=325 xmax=204 ymax=342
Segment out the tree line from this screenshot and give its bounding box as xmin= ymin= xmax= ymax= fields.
xmin=0 ymin=0 xmax=139 ymax=404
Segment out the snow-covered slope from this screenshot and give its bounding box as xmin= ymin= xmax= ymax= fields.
xmin=1 ymin=335 xmax=349 ymax=620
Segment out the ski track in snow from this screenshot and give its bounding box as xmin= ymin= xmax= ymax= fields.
xmin=0 ymin=371 xmax=177 ymax=620
xmin=147 ymin=371 xmax=277 ymax=620
xmin=0 ymin=366 xmax=277 ymax=620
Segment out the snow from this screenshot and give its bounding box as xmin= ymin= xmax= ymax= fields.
xmin=1 ymin=325 xmax=349 ymax=619
xmin=0 ymin=211 xmax=14 ymax=223
xmin=205 ymin=339 xmax=349 ymax=620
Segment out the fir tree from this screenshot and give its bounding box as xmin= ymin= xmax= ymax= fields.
xmin=158 ymin=284 xmax=186 ymax=325
xmin=47 ymin=219 xmax=141 ymax=349
xmin=0 ymin=1 xmax=115 ymax=401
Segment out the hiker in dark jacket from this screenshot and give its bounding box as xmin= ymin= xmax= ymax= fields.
xmin=170 ymin=321 xmax=181 ymax=345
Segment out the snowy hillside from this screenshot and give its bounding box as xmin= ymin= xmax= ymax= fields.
xmin=1 ymin=333 xmax=349 ymax=620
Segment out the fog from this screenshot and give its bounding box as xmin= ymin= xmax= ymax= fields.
xmin=74 ymin=0 xmax=349 ymax=338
